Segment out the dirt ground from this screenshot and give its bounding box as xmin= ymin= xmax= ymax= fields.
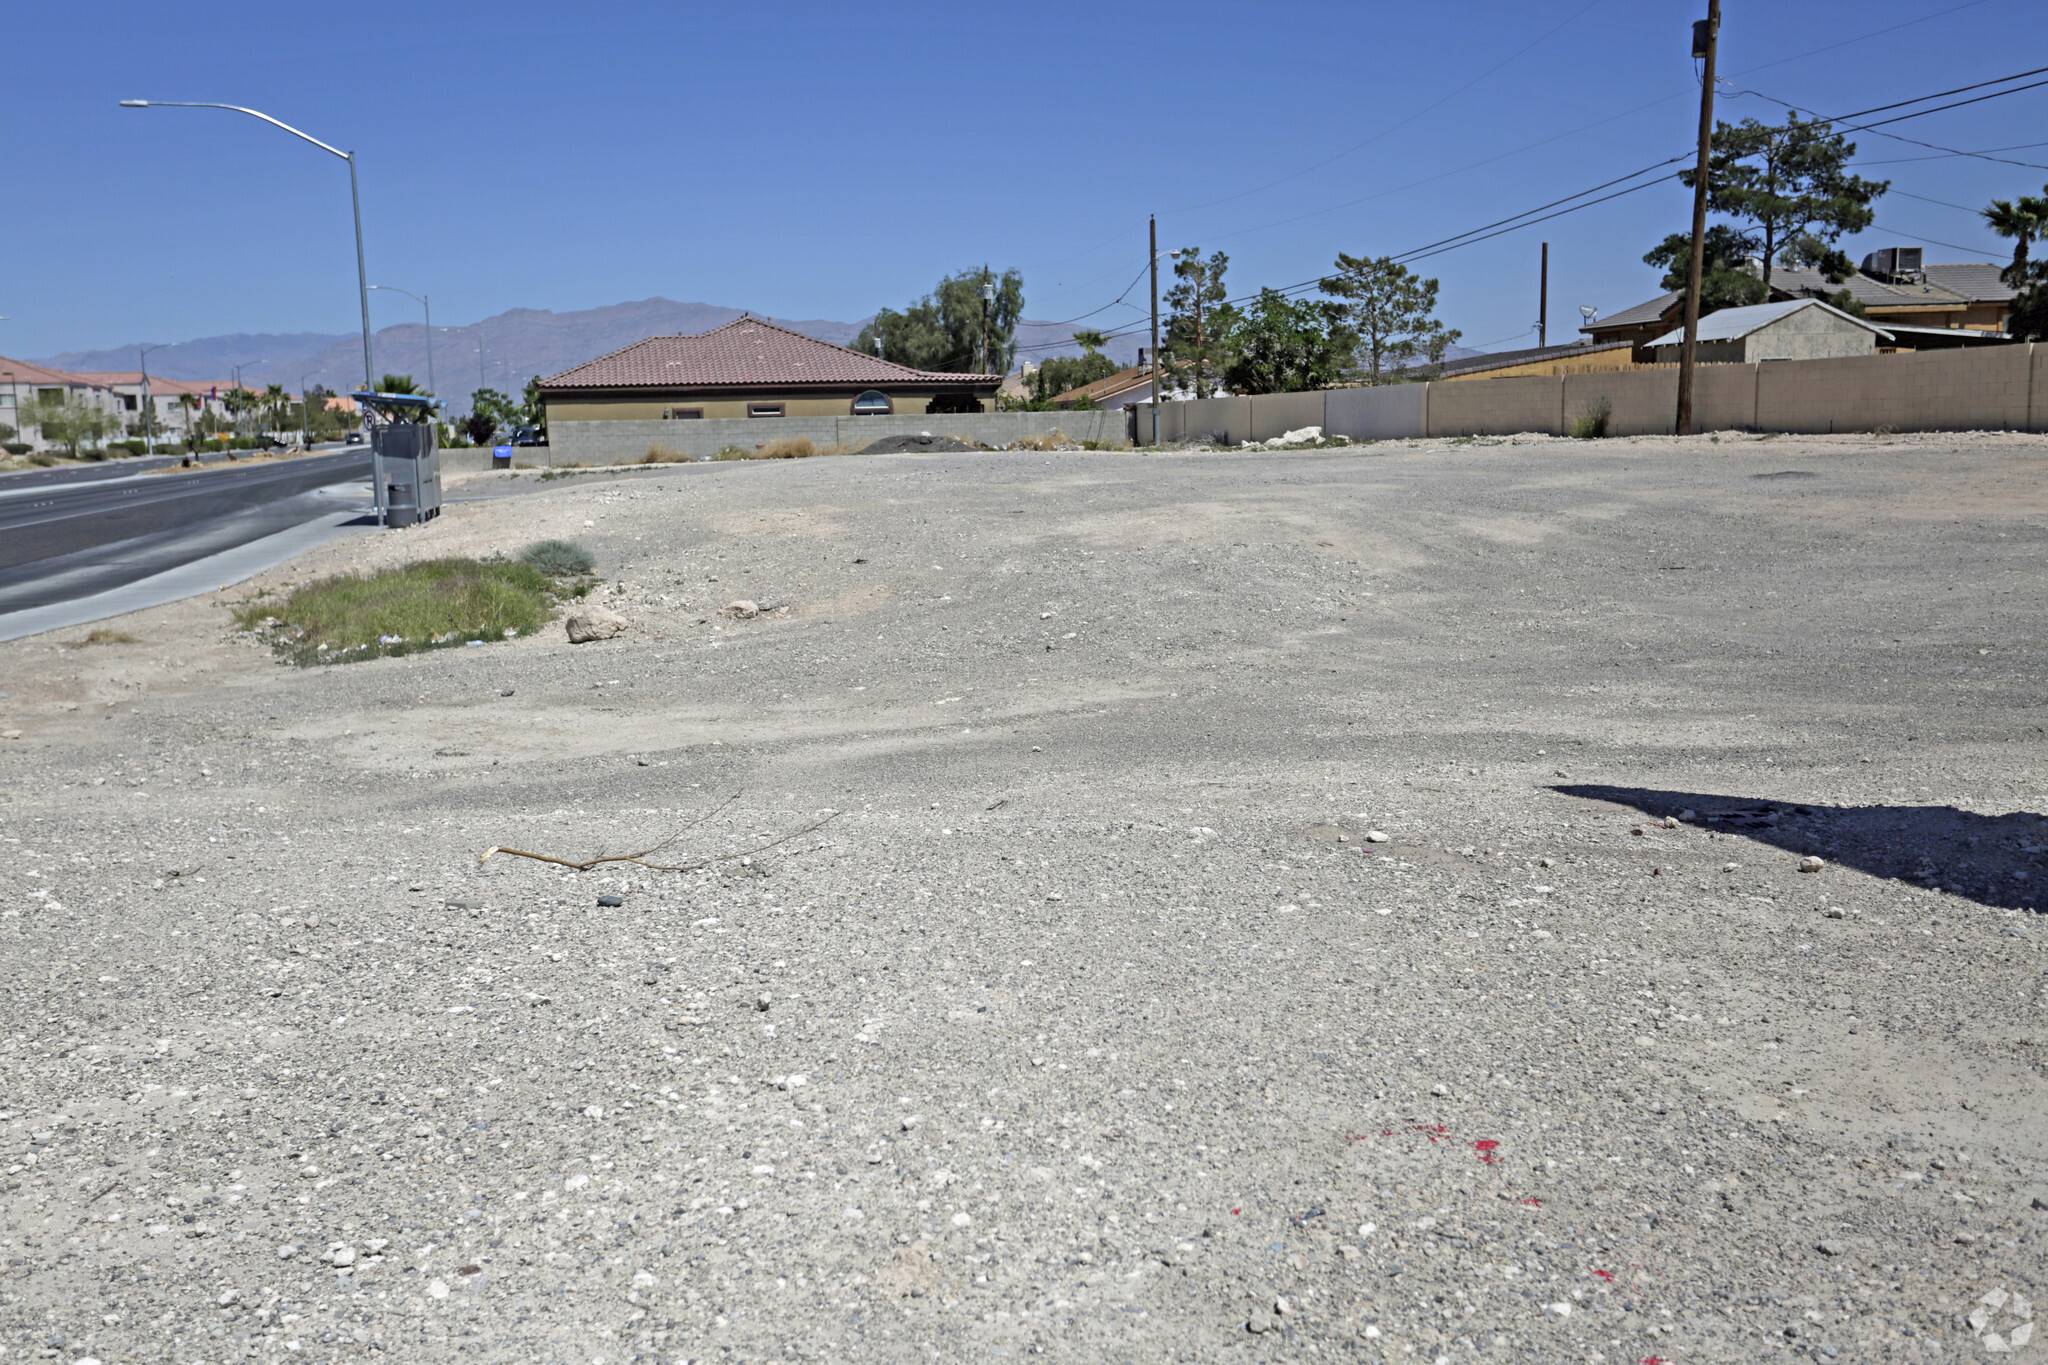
xmin=1 ymin=428 xmax=2044 ymax=1364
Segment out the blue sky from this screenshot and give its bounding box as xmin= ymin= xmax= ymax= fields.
xmin=5 ymin=0 xmax=2044 ymax=362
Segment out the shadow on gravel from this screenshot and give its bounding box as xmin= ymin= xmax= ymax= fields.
xmin=1553 ymin=784 xmax=2047 ymax=915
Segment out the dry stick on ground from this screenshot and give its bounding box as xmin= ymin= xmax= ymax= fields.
xmin=479 ymin=797 xmax=839 ymax=873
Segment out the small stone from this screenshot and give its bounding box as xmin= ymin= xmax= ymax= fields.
xmin=901 ymin=1114 xmax=922 ymax=1131
xmin=1824 ymin=907 xmax=1847 ymax=918
xmin=1799 ymin=856 xmax=1825 ymax=873
xmin=1246 ymin=1311 xmax=1275 ymax=1334
xmin=633 ymin=1270 xmax=657 ymax=1289
xmin=1546 ymin=1301 xmax=1572 ymax=1318
xmin=328 ymin=1245 xmax=356 ymax=1267
xmin=1365 ymin=830 xmax=1390 ymax=843
xmin=564 ymin=606 xmax=628 ymax=643
xmin=217 ymin=1288 xmax=239 ymax=1307
xmin=1724 ymin=861 xmax=1739 ymax=872
xmin=276 ymin=1243 xmax=298 ymax=1259
xmin=756 ymin=994 xmax=772 ymax=1012
xmin=722 ymin=600 xmax=760 ymax=620
xmin=596 ymin=895 xmax=625 ymax=908
xmin=582 ymin=1105 xmax=604 ymax=1119
xmin=1816 ymin=1239 xmax=1844 ymax=1256
xmin=1274 ymin=1295 xmax=1291 ymax=1315
xmin=1538 ymin=857 xmax=1555 ymax=869
xmin=0 ymin=730 xmax=19 ymax=740
xmin=426 ymin=1278 xmax=449 ymax=1300
xmin=2031 ymin=1192 xmax=2048 ymax=1211
xmin=1430 ymin=1083 xmax=1450 ymax=1097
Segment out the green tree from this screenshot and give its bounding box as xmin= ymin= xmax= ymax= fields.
xmin=1318 ymin=253 xmax=1462 ymax=384
xmin=262 ymin=383 xmax=289 ymax=439
xmin=466 ymin=387 xmax=514 ymax=446
xmin=854 ymin=267 xmax=1025 ymax=374
xmin=519 ymin=375 xmax=547 ymax=429
xmin=32 ymin=391 xmax=119 ymax=458
xmin=1161 ymin=249 xmax=1237 ymax=399
xmin=1070 ymin=328 xmax=1107 ymax=356
xmin=1642 ymin=223 xmax=1770 ymax=314
xmin=1680 ymin=114 xmax=1887 ymax=293
xmin=1026 ymin=353 xmax=1120 ymax=405
xmin=1984 ymin=184 xmax=2048 ymax=340
xmin=377 ymin=373 xmax=422 ymax=395
xmin=1221 ymin=288 xmax=1353 ymax=395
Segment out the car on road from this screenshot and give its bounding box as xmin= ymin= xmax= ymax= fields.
xmin=345 ymin=432 xmax=365 ymax=445
xmin=513 ymin=426 xmax=548 ymax=447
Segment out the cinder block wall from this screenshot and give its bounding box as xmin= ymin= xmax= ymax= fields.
xmin=1248 ymin=391 xmax=1328 ymax=441
xmin=1426 ymin=376 xmax=1564 ymax=436
xmin=1151 ymin=344 xmax=2043 ymax=444
xmin=1324 ymin=385 xmax=1427 ymax=440
xmin=545 ymin=411 xmax=1130 ymax=465
xmin=1757 ymin=346 xmax=2034 ymax=433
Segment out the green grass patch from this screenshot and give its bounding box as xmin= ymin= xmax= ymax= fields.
xmin=519 ymin=538 xmax=596 ymax=576
xmin=235 ymin=557 xmax=565 ymax=666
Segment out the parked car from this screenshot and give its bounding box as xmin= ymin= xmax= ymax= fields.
xmin=345 ymin=432 xmax=365 ymax=445
xmin=512 ymin=426 xmax=548 ymax=447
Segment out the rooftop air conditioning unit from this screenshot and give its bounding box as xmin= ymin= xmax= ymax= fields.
xmin=1861 ymin=246 xmax=1923 ymax=280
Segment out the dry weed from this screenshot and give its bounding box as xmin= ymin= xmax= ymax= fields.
xmin=643 ymin=445 xmax=690 ymax=464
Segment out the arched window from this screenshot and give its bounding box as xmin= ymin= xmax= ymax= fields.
xmin=851 ymin=390 xmax=892 ymax=416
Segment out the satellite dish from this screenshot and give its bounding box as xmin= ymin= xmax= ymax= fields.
xmin=1579 ymin=305 xmax=1599 ymax=324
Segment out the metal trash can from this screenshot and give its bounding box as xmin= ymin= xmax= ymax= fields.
xmin=356 ymin=391 xmax=444 ymax=529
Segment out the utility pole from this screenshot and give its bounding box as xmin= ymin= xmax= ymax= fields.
xmin=1193 ymin=258 xmax=1208 ymax=401
xmin=1675 ymin=0 xmax=1721 ymax=437
xmin=980 ymin=267 xmax=994 ymax=375
xmin=1539 ymin=242 xmax=1549 ymax=348
xmin=1148 ymin=215 xmax=1162 ymax=446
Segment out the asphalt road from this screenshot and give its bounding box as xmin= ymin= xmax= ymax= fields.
xmin=0 ymin=450 xmax=372 ymax=604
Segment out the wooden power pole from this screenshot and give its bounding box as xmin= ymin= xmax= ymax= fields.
xmin=1675 ymin=0 xmax=1722 ymax=437
xmin=1149 ymin=215 xmax=1162 ymax=446
xmin=1539 ymin=242 xmax=1549 ymax=348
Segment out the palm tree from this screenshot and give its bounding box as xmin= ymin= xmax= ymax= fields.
xmin=176 ymin=393 xmax=199 ymax=450
xmin=1983 ymin=190 xmax=2048 ymax=287
xmin=263 ymin=384 xmax=288 ymax=441
xmin=1071 ymin=328 xmax=1107 ymax=357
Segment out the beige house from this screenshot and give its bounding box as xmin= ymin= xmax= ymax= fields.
xmin=1645 ymin=298 xmax=1890 ymax=364
xmin=539 ymin=317 xmax=1001 ymax=425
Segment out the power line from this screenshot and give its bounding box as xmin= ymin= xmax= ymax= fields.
xmin=1890 ymin=188 xmax=1993 ymax=215
xmin=1868 ymin=222 xmax=2005 ymax=256
xmin=1856 ymin=139 xmax=2048 ymax=165
xmin=1805 ymin=64 xmax=2048 ymax=123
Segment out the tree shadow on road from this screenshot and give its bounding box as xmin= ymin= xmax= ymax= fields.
xmin=1552 ymin=784 xmax=2046 ymax=915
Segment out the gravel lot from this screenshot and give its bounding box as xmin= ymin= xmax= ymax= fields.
xmin=1 ymin=429 xmax=2045 ymax=1364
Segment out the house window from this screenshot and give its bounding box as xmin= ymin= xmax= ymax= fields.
xmin=122 ymin=395 xmax=138 ymax=410
xmin=663 ymin=407 xmax=702 ymax=420
xmin=748 ymin=402 xmax=784 ymax=419
xmin=851 ymin=390 xmax=892 ymax=416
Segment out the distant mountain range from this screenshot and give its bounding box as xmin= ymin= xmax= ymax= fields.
xmin=32 ymin=297 xmax=1143 ymax=409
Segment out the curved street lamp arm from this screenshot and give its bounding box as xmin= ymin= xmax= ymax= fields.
xmin=119 ymin=100 xmax=348 ymax=160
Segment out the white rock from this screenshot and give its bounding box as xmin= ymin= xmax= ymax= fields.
xmin=426 ymin=1278 xmax=449 ymax=1300
xmin=902 ymin=1114 xmax=922 ymax=1131
xmin=1799 ymin=855 xmax=1825 ymax=873
xmin=1365 ymin=830 xmax=1390 ymax=843
xmin=722 ymin=600 xmax=760 ymax=620
xmin=275 ymin=1243 xmax=298 ymax=1259
xmin=951 ymin=1211 xmax=972 ymax=1226
xmin=565 ymin=606 xmax=628 ymax=644
xmin=564 ymin=1173 xmax=590 ymax=1190
xmin=1546 ymin=1302 xmax=1573 ymax=1318
xmin=582 ymin=1105 xmax=604 ymax=1119
xmin=216 ymin=1288 xmax=240 ymax=1307
xmin=1430 ymin=1083 xmax=1450 ymax=1097
xmin=633 ymin=1269 xmax=657 ymax=1288
xmin=328 ymin=1245 xmax=356 ymax=1267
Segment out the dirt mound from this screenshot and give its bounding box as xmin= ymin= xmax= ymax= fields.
xmin=857 ymin=432 xmax=981 ymax=454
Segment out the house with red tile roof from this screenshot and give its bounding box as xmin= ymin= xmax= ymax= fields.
xmin=538 ymin=317 xmax=1002 ymax=426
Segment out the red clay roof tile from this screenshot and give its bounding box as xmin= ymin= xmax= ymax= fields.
xmin=539 ymin=317 xmax=999 ymax=390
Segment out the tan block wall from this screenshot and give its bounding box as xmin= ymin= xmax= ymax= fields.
xmin=547 ymin=391 xmax=955 ymax=423
xmin=1164 ymin=395 xmax=1252 ymax=444
xmin=2035 ymin=346 xmax=2048 ymax=432
xmin=1756 ymin=345 xmax=2033 ymax=433
xmin=1425 ymin=375 xmax=1562 ymax=436
xmin=1248 ymin=390 xmax=1327 ymax=441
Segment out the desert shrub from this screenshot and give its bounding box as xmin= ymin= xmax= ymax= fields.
xmin=1569 ymin=399 xmax=1612 ymax=440
xmin=235 ymin=557 xmax=559 ymax=665
xmin=643 ymin=445 xmax=690 ymax=464
xmin=518 ymin=539 xmax=597 ymax=576
xmin=3 ymin=443 xmax=32 ymax=456
xmin=1008 ymin=430 xmax=1073 ymax=451
xmin=70 ymin=628 xmax=140 ymax=647
xmin=711 ymin=445 xmax=755 ymax=461
xmin=757 ymin=437 xmax=816 ymax=460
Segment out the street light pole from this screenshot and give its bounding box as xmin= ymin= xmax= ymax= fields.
xmin=301 ymin=372 xmax=315 ymax=447
xmin=230 ymin=359 xmax=265 ymax=443
xmin=139 ymin=342 xmax=168 ymax=452
xmin=1148 ymin=215 xmax=1161 ymax=447
xmin=368 ymin=285 xmax=433 ymax=396
xmin=120 ymin=100 xmax=375 ymax=391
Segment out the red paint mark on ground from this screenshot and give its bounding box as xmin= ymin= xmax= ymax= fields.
xmin=1521 ymin=1197 xmax=1544 ymax=1207
xmin=1644 ymin=1357 xmax=1671 ymax=1364
xmin=1412 ymin=1124 xmax=1450 ymax=1143
xmin=1231 ymin=1208 xmax=1241 ymax=1215
xmin=1473 ymin=1138 xmax=1501 ymax=1165
xmin=1593 ymin=1269 xmax=1614 ymax=1282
